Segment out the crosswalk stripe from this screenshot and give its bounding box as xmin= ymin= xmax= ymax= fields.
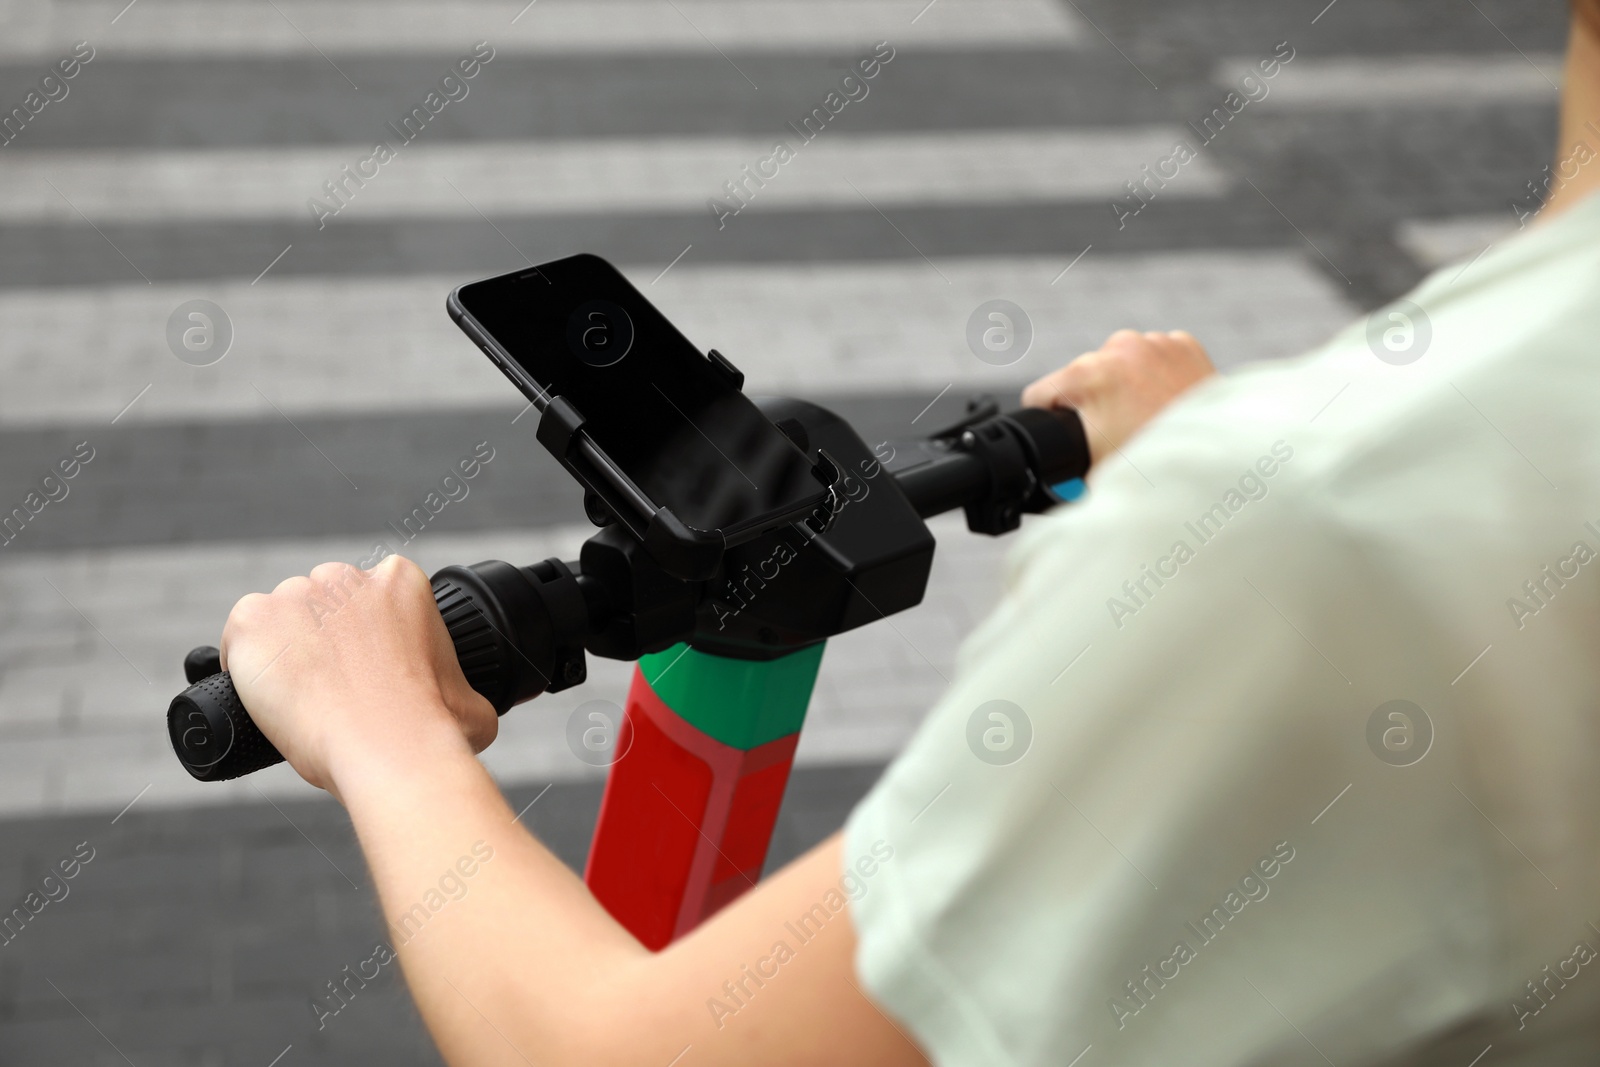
xmin=0 ymin=253 xmax=1358 ymax=428
xmin=1396 ymin=215 xmax=1517 ymax=270
xmin=2 ymin=128 xmax=1228 ymax=224
xmin=0 ymin=0 xmax=1082 ymax=59
xmin=1236 ymin=53 xmax=1562 ymax=108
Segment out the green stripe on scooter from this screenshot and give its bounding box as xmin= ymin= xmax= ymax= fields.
xmin=638 ymin=642 xmax=824 ymax=751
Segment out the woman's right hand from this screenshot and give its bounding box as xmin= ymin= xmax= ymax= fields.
xmin=1022 ymin=329 xmax=1216 ymax=468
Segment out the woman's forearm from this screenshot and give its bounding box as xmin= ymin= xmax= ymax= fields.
xmin=332 ymin=708 xmax=652 ymax=1066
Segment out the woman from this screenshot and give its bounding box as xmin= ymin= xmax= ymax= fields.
xmin=220 ymin=4 xmax=1600 ymax=1062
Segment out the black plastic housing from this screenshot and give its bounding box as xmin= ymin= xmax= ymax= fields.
xmin=432 ymin=559 xmax=591 ymax=713
xmin=690 ymin=398 xmax=936 ymax=658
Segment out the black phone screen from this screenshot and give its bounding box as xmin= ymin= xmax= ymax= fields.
xmin=454 ymin=254 xmax=828 ymax=536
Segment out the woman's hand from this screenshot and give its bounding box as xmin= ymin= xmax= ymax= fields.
xmin=218 ymin=554 xmax=496 ymax=797
xmin=1022 ymin=329 xmax=1216 ymax=467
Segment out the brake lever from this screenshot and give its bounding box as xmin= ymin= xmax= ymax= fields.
xmin=925 ymin=394 xmax=1002 ymax=440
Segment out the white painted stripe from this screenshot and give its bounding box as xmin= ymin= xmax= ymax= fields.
xmin=1 ymin=129 xmax=1224 ymax=224
xmin=0 ymin=512 xmax=1000 ymax=816
xmin=0 ymin=0 xmax=1082 ymax=59
xmin=1396 ymin=215 xmax=1518 ymax=270
xmin=0 ymin=254 xmax=1359 ymax=427
xmin=1222 ymin=53 xmax=1563 ymax=108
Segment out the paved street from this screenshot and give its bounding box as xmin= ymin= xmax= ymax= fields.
xmin=0 ymin=0 xmax=1567 ymax=1062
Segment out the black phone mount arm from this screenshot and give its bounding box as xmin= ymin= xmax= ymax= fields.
xmin=535 ymin=390 xmax=845 ymax=584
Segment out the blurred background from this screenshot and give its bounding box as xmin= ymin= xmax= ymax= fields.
xmin=0 ymin=0 xmax=1569 ymax=1062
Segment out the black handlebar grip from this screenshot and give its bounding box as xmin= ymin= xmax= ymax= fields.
xmin=166 ymin=561 xmax=583 ymax=783
xmin=1012 ymin=405 xmax=1091 ymax=485
xmin=168 ymin=666 xmax=285 ymax=782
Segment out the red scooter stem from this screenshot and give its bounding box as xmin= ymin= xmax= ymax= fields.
xmin=585 ymin=642 xmax=825 ymax=950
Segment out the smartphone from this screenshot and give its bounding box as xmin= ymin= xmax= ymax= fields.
xmin=448 ymin=254 xmax=835 ymax=578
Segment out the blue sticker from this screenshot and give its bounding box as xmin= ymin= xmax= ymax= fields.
xmin=1051 ymin=478 xmax=1086 ymax=502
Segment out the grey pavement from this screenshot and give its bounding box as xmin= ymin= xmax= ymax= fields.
xmin=0 ymin=255 xmax=1360 ymax=425
xmin=0 ymin=50 xmax=1155 ymax=148
xmin=0 ymin=0 xmax=1570 ymax=1061
xmin=0 ymin=391 xmax=1012 ymax=551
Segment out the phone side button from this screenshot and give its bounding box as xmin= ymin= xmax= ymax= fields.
xmin=706 ymin=348 xmax=745 ymax=391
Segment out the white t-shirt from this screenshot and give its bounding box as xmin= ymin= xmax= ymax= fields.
xmin=846 ymin=191 xmax=1600 ymax=1066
